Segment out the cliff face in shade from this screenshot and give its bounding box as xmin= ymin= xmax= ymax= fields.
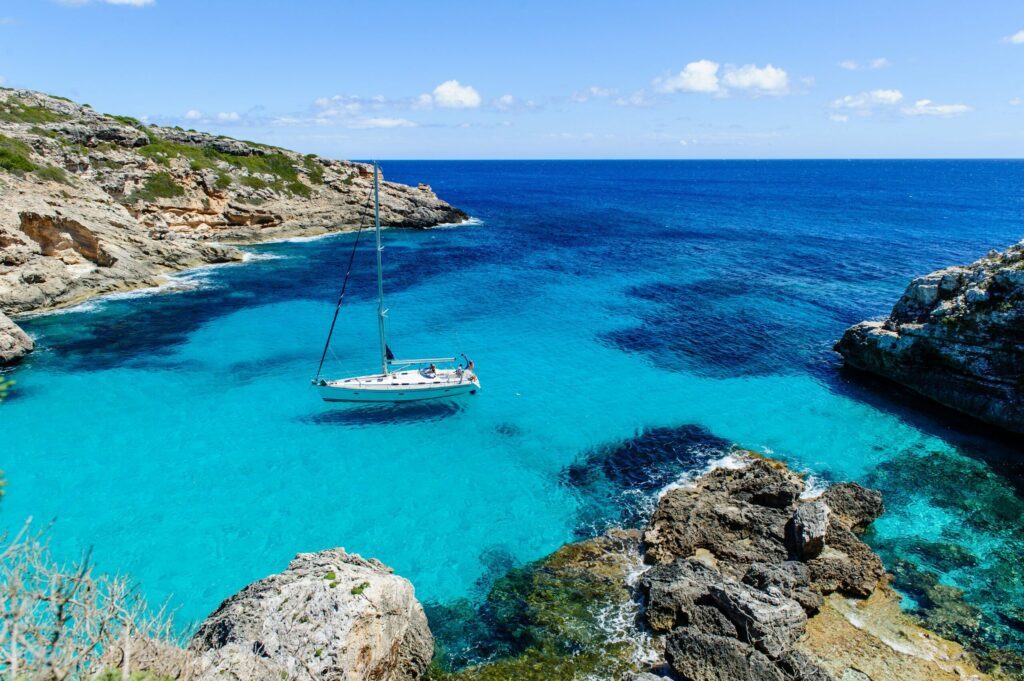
xmin=835 ymin=241 xmax=1024 ymax=435
xmin=0 ymin=87 xmax=467 ymax=364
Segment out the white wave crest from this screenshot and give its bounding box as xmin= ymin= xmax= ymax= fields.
xmin=657 ymin=451 xmax=751 ymax=499
xmin=428 ymin=216 xmax=483 ymax=230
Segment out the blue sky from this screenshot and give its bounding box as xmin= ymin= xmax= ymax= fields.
xmin=2 ymin=0 xmax=1023 ymax=158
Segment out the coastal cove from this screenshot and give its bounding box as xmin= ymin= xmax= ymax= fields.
xmin=3 ymin=160 xmax=1024 ymax=668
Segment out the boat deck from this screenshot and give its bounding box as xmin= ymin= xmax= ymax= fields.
xmin=324 ymin=369 xmax=477 ymax=392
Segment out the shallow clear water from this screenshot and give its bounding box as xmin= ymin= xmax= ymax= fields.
xmin=2 ymin=161 xmax=1023 ymax=656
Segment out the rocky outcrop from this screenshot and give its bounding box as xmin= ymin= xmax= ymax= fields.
xmin=0 ymin=310 xmax=33 ymax=364
xmin=637 ymin=454 xmax=994 ymax=680
xmin=835 ymin=241 xmax=1024 ymax=434
xmin=187 ymin=549 xmax=433 ymax=681
xmin=0 ymin=88 xmax=467 ymax=358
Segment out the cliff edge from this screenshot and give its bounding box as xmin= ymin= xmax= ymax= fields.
xmin=0 ymin=88 xmax=467 ymax=365
xmin=835 ymin=241 xmax=1024 ymax=435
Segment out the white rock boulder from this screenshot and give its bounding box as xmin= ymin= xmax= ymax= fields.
xmin=189 ymin=549 xmax=433 ymax=681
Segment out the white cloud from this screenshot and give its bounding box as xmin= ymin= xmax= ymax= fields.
xmin=183 ymin=109 xmax=203 ymax=120
xmin=571 ymin=85 xmax=616 ymax=102
xmin=1004 ymin=30 xmax=1024 ymax=44
xmin=216 ymin=111 xmax=240 ymax=122
xmin=839 ymin=57 xmax=891 ymax=71
xmin=902 ymin=99 xmax=972 ymax=117
xmin=829 ymin=114 xmax=849 ymax=123
xmin=347 ymin=117 xmax=416 ymax=129
xmin=654 ymin=60 xmax=721 ymax=93
xmin=0 ymin=17 xmax=15 ymax=25
xmin=655 ymin=60 xmax=790 ymax=96
xmin=493 ymin=94 xmax=517 ymax=110
xmin=1011 ymin=97 xmax=1023 ymax=106
xmin=614 ymin=90 xmax=653 ymax=107
xmin=426 ymin=80 xmax=481 ymax=108
xmin=722 ymin=63 xmax=789 ymax=95
xmin=831 ymin=89 xmax=903 ymax=109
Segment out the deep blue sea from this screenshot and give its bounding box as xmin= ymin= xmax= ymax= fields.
xmin=2 ymin=161 xmax=1023 ymax=659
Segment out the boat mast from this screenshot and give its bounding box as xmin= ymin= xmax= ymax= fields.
xmin=374 ymin=161 xmax=389 ymax=375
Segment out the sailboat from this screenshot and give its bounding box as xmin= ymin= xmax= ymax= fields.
xmin=313 ymin=162 xmax=480 ymax=403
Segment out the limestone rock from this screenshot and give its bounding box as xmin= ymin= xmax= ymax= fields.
xmin=0 ymin=311 xmax=33 ymax=365
xmin=189 ymin=548 xmax=433 ymax=681
xmin=742 ymin=562 xmax=823 ymax=616
xmin=665 ymin=629 xmax=785 ymax=681
xmin=644 ymin=458 xmax=800 ymax=573
xmin=806 ymin=519 xmax=885 ymax=598
xmin=819 ymin=484 xmax=883 ymax=532
xmin=0 ymin=88 xmax=467 ymax=319
xmin=788 ymin=501 xmax=829 ymax=560
xmin=835 ymin=240 xmax=1024 ymax=434
xmin=708 ymin=581 xmax=807 ymax=659
xmin=639 ymin=558 xmax=725 ymax=633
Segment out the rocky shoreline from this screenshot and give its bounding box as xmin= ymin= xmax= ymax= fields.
xmin=107 ymin=453 xmax=1011 ymax=681
xmin=0 ymin=88 xmax=467 ymax=366
xmin=835 ymin=240 xmax=1024 ymax=435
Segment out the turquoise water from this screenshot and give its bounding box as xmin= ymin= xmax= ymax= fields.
xmin=2 ymin=161 xmax=1023 ymax=657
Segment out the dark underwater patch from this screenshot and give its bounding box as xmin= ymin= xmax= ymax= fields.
xmin=561 ymin=424 xmax=731 ymax=536
xmin=298 ymin=400 xmax=464 ymax=428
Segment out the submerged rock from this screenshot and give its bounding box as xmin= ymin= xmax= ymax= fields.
xmin=0 ymin=311 xmax=33 ymax=365
xmin=835 ymin=240 xmax=1024 ymax=434
xmin=189 ymin=548 xmax=433 ymax=681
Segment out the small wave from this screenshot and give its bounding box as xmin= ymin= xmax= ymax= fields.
xmin=799 ymin=474 xmax=829 ymax=500
xmin=657 ymin=450 xmax=750 ymax=499
xmin=428 ymin=216 xmax=483 ymax=230
xmin=16 ymin=261 xmax=238 ymax=319
xmin=273 ymin=231 xmax=351 ymax=244
xmin=242 ymin=252 xmax=288 ymax=262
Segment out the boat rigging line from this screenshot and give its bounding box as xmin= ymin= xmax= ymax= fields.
xmin=313 ymin=185 xmax=376 ymax=382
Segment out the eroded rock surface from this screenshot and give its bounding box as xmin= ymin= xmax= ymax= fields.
xmin=0 ymin=310 xmax=33 ymax=365
xmin=636 ymin=453 xmax=972 ymax=681
xmin=188 ymin=549 xmax=433 ymax=681
xmin=835 ymin=241 xmax=1024 ymax=434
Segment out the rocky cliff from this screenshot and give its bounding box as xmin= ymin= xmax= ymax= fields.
xmin=0 ymin=88 xmax=466 ymax=365
xmin=835 ymin=241 xmax=1024 ymax=435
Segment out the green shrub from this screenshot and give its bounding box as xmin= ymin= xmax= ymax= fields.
xmin=109 ymin=114 xmax=146 ymax=129
xmin=287 ymin=180 xmax=312 ymax=197
xmin=35 ymin=165 xmax=70 ymax=184
xmin=127 ymin=172 xmax=185 ymax=202
xmin=0 ymin=101 xmax=69 ymax=124
xmin=215 ymin=171 xmax=232 ymax=189
xmin=241 ymin=175 xmax=269 ymax=190
xmin=303 ymin=155 xmax=324 ymax=184
xmin=0 ymin=134 xmax=36 ymax=173
xmin=138 ymin=134 xmax=301 ymax=186
xmin=27 ymin=126 xmax=60 ymax=139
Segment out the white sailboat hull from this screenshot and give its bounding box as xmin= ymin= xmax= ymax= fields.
xmin=317 ymin=369 xmax=480 ymax=403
